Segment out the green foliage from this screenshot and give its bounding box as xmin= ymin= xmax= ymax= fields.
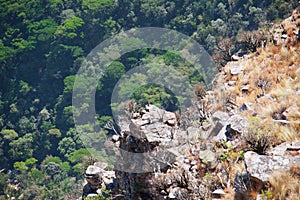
xmin=118 ymin=73 xmax=147 ymax=100
xmin=0 ymin=40 xmax=15 ymax=62
xmin=63 ymin=75 xmax=76 ymax=94
xmin=42 ymin=156 xmax=71 ymax=174
xmin=48 ymin=128 xmax=62 ymax=138
xmin=68 ymin=148 xmax=91 ymax=163
xmin=132 ymin=84 xmax=178 ymax=111
xmin=9 ymin=133 xmax=34 ymax=161
xmin=220 ymin=142 xmax=244 ymax=162
xmin=0 ymin=0 xmax=297 ymax=198
xmin=14 ymin=157 xmax=38 ymax=171
xmin=19 ymin=80 xmax=31 ymax=95
xmin=162 ymin=51 xmax=182 ymax=66
xmin=28 ymin=19 xmax=58 ymax=41
xmin=14 ymin=161 xmax=28 ymax=171
xmin=0 ymin=129 xmax=18 ymax=140
xmin=28 ymin=168 xmax=44 ymax=183
xmin=82 ymin=0 xmax=115 ymax=11
xmin=58 ymin=137 xmax=76 ymax=158
xmin=55 ymin=17 xmax=84 ymax=39
xmin=85 ymin=192 xmax=110 ymax=200
xmin=0 ymin=173 xmax=9 ymax=194
xmin=43 ymin=156 xmax=63 ymax=165
xmin=97 ymin=115 xmax=112 ymax=126
xmin=25 ymin=157 xmax=38 ymax=166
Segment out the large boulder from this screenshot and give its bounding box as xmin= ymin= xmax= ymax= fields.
xmin=212 ymin=114 xmax=248 ymax=142
xmin=85 ymin=165 xmax=104 ymax=190
xmin=268 ymin=141 xmax=300 ymax=156
xmin=244 ymin=151 xmax=300 ymax=182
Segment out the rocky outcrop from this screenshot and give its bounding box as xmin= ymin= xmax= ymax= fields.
xmin=83 ymin=164 xmax=116 ymax=199
xmin=111 ymin=101 xmax=251 ymax=199
xmin=244 ymin=150 xmax=300 ymax=182
xmin=271 ymin=6 xmax=300 ymax=45
xmin=115 ymin=104 xmax=182 ymax=200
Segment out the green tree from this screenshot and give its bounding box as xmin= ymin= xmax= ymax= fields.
xmin=58 ymin=137 xmax=76 ymax=158
xmin=0 ymin=129 xmax=18 ymax=140
xmin=55 ymin=16 xmax=85 ymax=40
xmin=9 ymin=133 xmax=34 ymax=161
xmin=27 ymin=19 xmax=58 ymax=42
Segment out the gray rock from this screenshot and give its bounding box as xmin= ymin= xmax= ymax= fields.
xmin=244 ymin=151 xmax=300 ymax=181
xmin=230 ymin=66 xmax=243 ymax=75
xmin=212 ymin=114 xmax=247 ymax=142
xmin=87 ymin=194 xmax=98 ymax=197
xmin=268 ymin=141 xmax=300 ymax=156
xmin=163 ymin=111 xmax=176 ymax=123
xmin=212 ymin=189 xmax=226 ymax=195
xmin=187 ymin=127 xmax=200 ymax=141
xmin=212 ymin=125 xmax=227 ymax=142
xmin=205 ymin=142 xmax=214 ymax=151
xmin=190 ymin=160 xmax=198 ymax=165
xmin=166 ymin=119 xmax=176 ymax=126
xmin=141 ymin=109 xmax=147 ymax=114
xmin=102 ymin=171 xmax=115 ymax=186
xmin=227 ymin=114 xmax=248 ymax=135
xmin=86 ymin=165 xmax=103 ymax=175
xmin=212 ymin=111 xmax=229 ymax=126
xmin=94 ymin=162 xmax=108 ymax=170
xmin=240 ymin=102 xmax=253 ymax=112
xmin=199 ymin=150 xmax=216 ymax=164
xmin=212 ymin=189 xmax=226 ymax=199
xmin=148 ymin=105 xmax=165 ymax=120
xmin=141 ymin=113 xmax=151 ymax=120
xmin=132 ymin=118 xmax=150 ymax=126
xmin=85 ymin=165 xmax=104 ymax=190
xmin=211 ymin=114 xmax=248 ymax=142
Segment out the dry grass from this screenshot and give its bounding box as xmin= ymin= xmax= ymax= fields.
xmin=268 ymin=172 xmax=300 ymax=200
xmin=277 ymin=125 xmax=300 ymax=142
xmin=213 ymin=36 xmax=300 ymax=142
xmin=206 ymin=13 xmax=300 ymax=200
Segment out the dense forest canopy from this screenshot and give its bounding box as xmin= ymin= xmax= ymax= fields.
xmin=0 ymin=0 xmax=298 ymax=199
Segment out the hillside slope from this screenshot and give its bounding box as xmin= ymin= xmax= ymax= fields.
xmin=83 ymin=8 xmax=300 ymax=200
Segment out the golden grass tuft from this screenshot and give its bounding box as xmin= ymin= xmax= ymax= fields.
xmin=268 ymin=172 xmax=300 ymax=200
xmin=277 ymin=125 xmax=300 ymax=142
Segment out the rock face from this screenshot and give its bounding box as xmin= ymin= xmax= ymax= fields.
xmin=212 ymin=114 xmax=248 ymax=142
xmin=111 ymin=101 xmax=248 ymax=199
xmin=115 ymin=105 xmax=182 ymax=200
xmin=83 ymin=164 xmax=116 ymax=199
xmin=271 ymin=14 xmax=300 ymax=45
xmin=244 ymin=150 xmax=300 ymax=182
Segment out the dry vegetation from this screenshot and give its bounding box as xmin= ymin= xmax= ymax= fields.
xmin=268 ymin=171 xmax=300 ymax=200
xmin=210 ymin=9 xmax=300 ymax=199
xmin=215 ymin=41 xmax=300 ymax=143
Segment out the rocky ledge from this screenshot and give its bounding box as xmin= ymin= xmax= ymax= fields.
xmin=83 ymin=100 xmax=300 ymax=199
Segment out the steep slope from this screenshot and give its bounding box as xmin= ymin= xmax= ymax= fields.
xmin=82 ymin=8 xmax=300 ymax=200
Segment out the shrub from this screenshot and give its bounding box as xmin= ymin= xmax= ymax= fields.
xmin=243 ymin=133 xmax=272 ymax=155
